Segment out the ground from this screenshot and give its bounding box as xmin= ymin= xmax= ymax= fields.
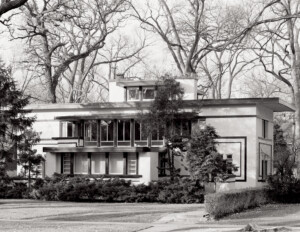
xmin=0 ymin=200 xmax=299 ymax=231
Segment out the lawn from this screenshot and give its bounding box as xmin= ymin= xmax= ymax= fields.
xmin=0 ymin=199 xmax=204 ymax=232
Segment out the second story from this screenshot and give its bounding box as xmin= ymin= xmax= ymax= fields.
xmin=26 ymin=84 xmax=295 ymax=152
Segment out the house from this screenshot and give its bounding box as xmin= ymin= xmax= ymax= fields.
xmin=26 ymin=78 xmax=295 ymax=190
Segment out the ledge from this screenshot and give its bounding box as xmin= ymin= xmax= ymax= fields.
xmin=52 ymin=137 xmax=82 ymax=140
xmin=72 ymin=174 xmax=142 ymax=178
xmin=43 ymin=146 xmax=166 ymax=153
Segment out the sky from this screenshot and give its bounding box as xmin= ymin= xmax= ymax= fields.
xmin=0 ymin=0 xmax=292 ymax=102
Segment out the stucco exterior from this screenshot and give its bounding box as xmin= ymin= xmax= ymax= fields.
xmin=25 ymin=78 xmax=295 ymax=190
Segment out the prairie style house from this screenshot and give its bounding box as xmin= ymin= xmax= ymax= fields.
xmin=26 ymin=78 xmax=295 ymax=190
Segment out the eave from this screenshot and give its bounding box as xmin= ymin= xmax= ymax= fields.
xmin=26 ymin=97 xmax=295 ymax=113
xmin=43 ymin=146 xmax=167 ymax=153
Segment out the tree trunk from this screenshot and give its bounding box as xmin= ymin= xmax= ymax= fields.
xmin=227 ymin=69 xmax=233 ymax=99
xmin=294 ymin=89 xmax=300 ymax=141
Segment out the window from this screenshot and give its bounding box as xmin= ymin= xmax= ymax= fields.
xmin=226 ymin=154 xmax=233 ymax=174
xmin=109 ymin=153 xmax=123 ymax=174
xmin=84 ymin=120 xmax=97 ymax=141
xmin=135 ymin=121 xmax=148 ymax=141
xmin=61 ymin=122 xmax=77 ymax=137
xmin=151 ymin=125 xmax=164 ymax=140
xmin=127 ymin=87 xmax=140 ymax=101
xmin=101 ymin=120 xmax=114 ymax=141
xmin=62 ymin=154 xmax=71 ymax=174
xmin=118 ymin=120 xmax=130 ymax=141
xmin=74 ymin=153 xmax=88 ymax=174
xmin=262 ymin=160 xmax=268 ymax=180
xmin=91 ymin=153 xmax=106 ymax=174
xmin=142 ymin=87 xmax=155 ymax=100
xmin=127 ymin=153 xmax=137 ymax=175
xmin=262 ymin=120 xmax=268 ymax=138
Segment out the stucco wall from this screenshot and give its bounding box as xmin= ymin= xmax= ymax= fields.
xmin=206 ymin=117 xmax=258 ymax=189
xmin=45 ymin=152 xmax=60 ymax=177
xmin=108 ymin=81 xmax=125 ymax=102
xmin=138 ymin=152 xmax=158 ymax=184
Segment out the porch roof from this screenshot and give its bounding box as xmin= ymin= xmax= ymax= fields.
xmin=43 ymin=146 xmax=166 ymax=153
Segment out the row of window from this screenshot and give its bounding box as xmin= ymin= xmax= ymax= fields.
xmin=61 ymin=119 xmax=192 ymax=142
xmin=126 ymin=87 xmax=155 ymax=101
xmin=63 ymin=152 xmax=138 ymax=175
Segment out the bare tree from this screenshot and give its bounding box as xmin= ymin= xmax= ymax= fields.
xmin=251 ymin=0 xmax=300 ymax=141
xmin=130 ymin=0 xmax=282 ymax=78
xmin=13 ymin=0 xmax=130 ymax=103
xmin=198 ymin=48 xmax=257 ymax=99
xmin=0 ymin=0 xmax=27 ymax=18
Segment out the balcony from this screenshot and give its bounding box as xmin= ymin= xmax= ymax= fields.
xmin=52 ymin=137 xmax=84 ymax=147
xmin=54 ymin=119 xmax=166 ymax=149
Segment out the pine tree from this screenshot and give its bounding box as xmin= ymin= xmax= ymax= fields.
xmin=142 ymin=76 xmax=194 ymax=179
xmin=18 ymin=130 xmax=44 ymax=190
xmin=0 ymin=59 xmax=35 ymax=179
xmin=186 ymin=125 xmax=237 ymax=183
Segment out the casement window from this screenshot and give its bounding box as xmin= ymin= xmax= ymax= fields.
xmin=262 ymin=160 xmax=268 ymax=181
xmin=109 ymin=153 xmax=124 ymax=174
xmin=226 ymin=154 xmax=233 ymax=174
xmin=91 ymin=153 xmax=106 ymax=174
xmin=118 ymin=120 xmax=131 ymax=141
xmin=127 ymin=87 xmax=140 ymax=101
xmin=262 ymin=119 xmax=268 ymax=139
xmin=109 ymin=153 xmax=138 ymax=175
xmin=142 ymin=87 xmax=155 ymax=100
xmin=74 ymin=153 xmax=88 ymax=174
xmin=61 ymin=152 xmax=138 ymax=176
xmin=84 ymin=120 xmax=97 ymax=141
xmin=151 ymin=126 xmax=164 ymax=141
xmin=127 ymin=153 xmax=137 ymax=175
xmin=101 ymin=120 xmax=114 ymax=141
xmin=62 ymin=154 xmax=71 ymax=174
xmin=61 ymin=122 xmax=78 ymax=137
xmin=134 ymin=121 xmax=148 ymax=141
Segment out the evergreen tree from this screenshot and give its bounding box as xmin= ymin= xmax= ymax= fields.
xmin=142 ymin=76 xmax=188 ymax=179
xmin=0 ymin=59 xmax=35 ymax=179
xmin=186 ymin=126 xmax=237 ymax=183
xmin=18 ymin=129 xmax=44 ymax=189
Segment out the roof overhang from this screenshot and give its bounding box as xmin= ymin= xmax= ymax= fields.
xmin=26 ymin=97 xmax=295 ymax=113
xmin=116 ymin=80 xmax=163 ymax=87
xmin=43 ymin=146 xmax=166 ymax=153
xmin=196 ymin=98 xmax=295 ymax=112
xmin=55 ymin=112 xmax=198 ymax=121
xmin=55 ymin=113 xmax=140 ymax=121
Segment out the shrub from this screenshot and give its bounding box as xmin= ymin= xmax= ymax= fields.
xmin=6 ymin=183 xmax=28 ymax=199
xmin=157 ymin=177 xmax=204 ymax=203
xmin=268 ymin=175 xmax=300 ymax=203
xmin=204 ymin=188 xmax=270 ymax=219
xmin=35 ymin=175 xmax=205 ymax=203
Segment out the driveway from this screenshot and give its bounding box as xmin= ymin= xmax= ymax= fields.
xmin=0 ymin=200 xmax=299 ymax=232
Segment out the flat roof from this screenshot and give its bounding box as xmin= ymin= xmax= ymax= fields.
xmin=26 ymin=97 xmax=295 ymax=113
xmin=116 ymin=80 xmax=163 ymax=87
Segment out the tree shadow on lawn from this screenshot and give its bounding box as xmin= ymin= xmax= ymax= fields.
xmin=46 ymin=210 xmax=183 ymax=223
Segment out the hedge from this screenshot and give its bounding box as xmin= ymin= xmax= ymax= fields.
xmin=31 ymin=176 xmax=205 ymax=203
xmin=204 ymin=187 xmax=270 ymax=219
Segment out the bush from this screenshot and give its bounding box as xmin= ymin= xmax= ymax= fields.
xmin=268 ymin=175 xmax=300 ymax=203
xmin=157 ymin=178 xmax=204 ymax=203
xmin=35 ymin=175 xmax=205 ymax=203
xmin=6 ymin=183 xmax=28 ymax=199
xmin=204 ymin=188 xmax=270 ymax=219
